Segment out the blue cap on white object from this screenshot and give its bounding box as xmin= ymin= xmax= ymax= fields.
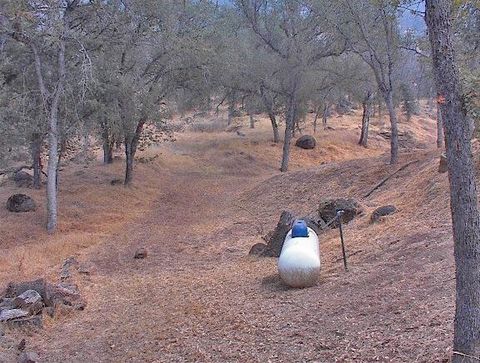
xmin=291 ymin=220 xmax=309 ymax=238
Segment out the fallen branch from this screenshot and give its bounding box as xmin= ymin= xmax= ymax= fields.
xmin=363 ymin=160 xmax=419 ymax=198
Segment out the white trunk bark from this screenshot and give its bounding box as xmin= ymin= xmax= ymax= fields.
xmin=46 ymin=39 xmax=66 ymax=233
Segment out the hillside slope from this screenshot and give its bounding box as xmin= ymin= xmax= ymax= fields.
xmin=0 ymin=108 xmax=458 ymax=362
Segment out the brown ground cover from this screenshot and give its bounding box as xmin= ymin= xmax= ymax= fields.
xmin=0 ymin=106 xmax=456 ymax=362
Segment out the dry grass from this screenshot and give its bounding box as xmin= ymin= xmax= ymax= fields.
xmin=0 ymin=107 xmax=456 ymax=362
xmin=0 ymin=155 xmax=163 ymax=285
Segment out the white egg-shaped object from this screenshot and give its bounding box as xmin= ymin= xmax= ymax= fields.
xmin=278 ymin=226 xmax=320 ymax=288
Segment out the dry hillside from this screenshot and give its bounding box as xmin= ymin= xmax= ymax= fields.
xmin=0 ymin=105 xmax=461 ymax=362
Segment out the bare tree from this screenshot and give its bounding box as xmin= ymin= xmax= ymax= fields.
xmin=260 ymin=84 xmax=281 ymax=143
xmin=237 ymin=0 xmax=345 ymax=171
xmin=426 ymin=1 xmax=480 ymax=361
xmin=335 ymin=0 xmax=401 ymax=164
xmin=359 ymin=90 xmax=374 ymax=147
xmin=5 ymin=1 xmax=76 ymax=233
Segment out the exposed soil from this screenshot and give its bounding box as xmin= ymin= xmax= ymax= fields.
xmin=0 ymin=107 xmax=457 ymax=362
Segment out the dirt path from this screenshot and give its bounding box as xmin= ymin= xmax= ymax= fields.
xmin=32 ymin=140 xmax=271 ymax=362
xmin=14 ymin=115 xmax=453 ymax=363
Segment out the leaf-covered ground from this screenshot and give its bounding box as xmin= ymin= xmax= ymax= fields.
xmin=0 ymin=108 xmax=456 ymax=362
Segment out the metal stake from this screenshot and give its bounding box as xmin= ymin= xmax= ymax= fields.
xmin=336 ymin=210 xmax=348 ymax=271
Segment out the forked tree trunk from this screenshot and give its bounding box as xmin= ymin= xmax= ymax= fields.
xmin=383 ymin=90 xmax=399 ymax=164
xmin=437 ymin=100 xmax=444 ymax=149
xmin=260 ymin=86 xmax=280 ymax=143
xmin=359 ymin=91 xmax=373 ymax=147
xmin=10 ymin=6 xmax=71 ymax=233
xmin=31 ymin=133 xmax=42 ymax=189
xmin=426 ymin=1 xmax=480 ymax=362
xmin=280 ymin=95 xmax=297 ymax=172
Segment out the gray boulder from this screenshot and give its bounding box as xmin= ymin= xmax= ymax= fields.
xmin=13 ymin=171 xmax=33 ymax=188
xmin=248 ymin=243 xmax=267 ymax=256
xmin=0 ymin=309 xmax=29 ymax=322
xmin=13 ymin=290 xmax=43 ymax=315
xmin=6 ymin=194 xmax=37 ymax=212
xmin=259 ymin=211 xmax=321 ymax=257
xmin=370 ymin=205 xmax=397 ymax=223
xmin=318 ymin=198 xmax=363 ymax=228
xmin=295 ymin=135 xmax=316 ymax=149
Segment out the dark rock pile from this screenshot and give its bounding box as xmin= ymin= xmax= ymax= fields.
xmin=0 ymin=278 xmax=86 ymax=327
xmin=6 ymin=194 xmax=36 ymax=213
xmin=0 ymin=257 xmax=88 ymax=328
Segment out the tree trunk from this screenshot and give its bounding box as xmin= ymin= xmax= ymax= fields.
xmin=378 ymin=97 xmax=383 ymax=123
xmin=227 ymin=91 xmax=236 ymax=126
xmin=427 ymin=87 xmax=435 ymax=110
xmin=46 ymin=38 xmax=65 ymax=234
xmin=437 ymin=100 xmax=444 ymax=149
xmin=123 ymin=119 xmax=146 ymax=186
xmin=56 ymin=138 xmax=67 ymax=189
xmin=101 ymin=118 xmax=114 ymax=164
xmin=280 ymin=123 xmax=293 ymax=172
xmin=359 ymin=91 xmax=373 ymax=147
xmin=322 ymin=102 xmax=328 ymax=129
xmin=269 ymin=112 xmax=280 ymax=143
xmin=103 ymin=140 xmax=114 ymax=164
xmin=31 ymin=133 xmax=42 ymax=189
xmin=247 ymin=97 xmax=255 ymax=129
xmin=260 ymin=86 xmax=280 ymax=143
xmin=82 ymin=124 xmax=90 ymax=164
xmin=384 ymin=90 xmax=399 ymax=164
xmin=426 ymin=1 xmax=480 ymax=362
xmin=313 ymin=106 xmax=320 ymax=133
xmin=124 ymin=139 xmax=134 ymax=186
xmin=280 ymin=96 xmax=297 ymax=172
xmin=46 ymin=113 xmax=59 ymax=233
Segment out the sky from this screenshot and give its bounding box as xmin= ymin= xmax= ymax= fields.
xmin=399 ymin=1 xmax=427 ymax=34
xmin=216 ymin=0 xmax=427 ymax=35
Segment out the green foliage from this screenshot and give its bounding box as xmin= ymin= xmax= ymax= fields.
xmin=399 ymin=83 xmax=420 ymax=121
xmin=461 ymin=69 xmax=480 ymax=126
xmin=0 ymin=0 xmax=444 ymax=170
